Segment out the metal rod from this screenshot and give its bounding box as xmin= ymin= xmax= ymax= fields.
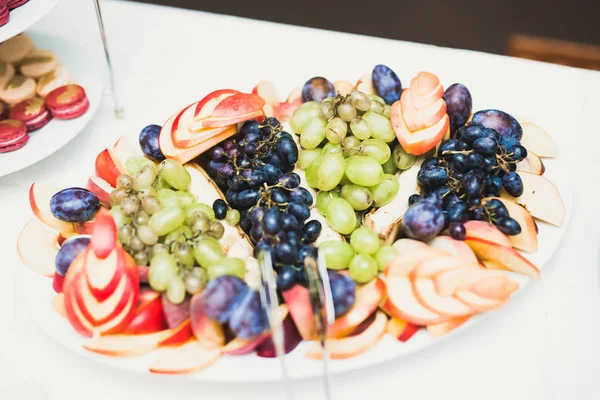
xmin=92 ymin=0 xmax=124 ymax=118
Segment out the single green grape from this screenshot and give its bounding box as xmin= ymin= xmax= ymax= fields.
xmin=156 ymin=189 xmax=181 ymax=208
xmin=208 ymin=257 xmax=246 ymax=280
xmin=174 ymin=243 xmax=195 ymax=269
xmin=321 ymin=142 xmax=342 ymax=154
xmin=148 ymin=253 xmax=178 ymax=291
xmin=137 ymin=225 xmax=158 ymax=246
xmin=345 ymin=156 xmax=384 ymax=187
xmin=318 ymin=241 xmax=355 ymax=270
xmin=316 ymin=190 xmax=340 ymax=215
xmin=305 ymin=155 xmax=323 ymax=188
xmin=359 ymin=139 xmax=391 ymax=164
xmin=176 ymin=191 xmax=196 ymax=207
xmin=148 ymin=206 xmax=185 ymax=236
xmin=192 ymin=237 xmax=225 ymax=268
xmin=137 ymin=186 xmax=157 ymax=200
xmin=368 ymin=94 xmax=386 ymax=104
xmin=183 ymin=203 xmax=215 ymax=222
xmin=340 ymin=184 xmax=373 ymax=211
xmin=290 ymin=102 xmax=321 ymax=134
xmin=325 ymin=198 xmax=357 ymax=235
xmin=300 ymin=117 xmax=327 ymax=149
xmin=153 ymin=176 xmax=173 ymax=191
xmin=349 ymin=117 xmax=371 ymax=140
xmin=342 ymin=135 xmax=362 ymax=157
xmin=184 ymin=273 xmax=204 ymax=295
xmin=166 ymin=276 xmax=186 ymax=304
xmin=298 ymin=148 xmax=322 ymax=170
xmin=382 ymin=156 xmax=399 ymax=174
xmin=374 ymin=245 xmax=399 ymax=272
xmin=383 ymin=104 xmax=392 ymax=119
xmin=133 ymin=165 xmax=157 ymax=190
xmin=126 ymin=155 xmax=155 ymax=176
xmin=350 ymin=227 xmax=381 ymax=255
xmin=315 ymin=153 xmax=345 ymax=191
xmin=392 ymin=143 xmax=417 ymax=170
xmin=349 ymin=254 xmax=378 ymax=283
xmin=159 ymin=159 xmax=191 ymax=191
xmin=362 ymin=111 xmax=395 ymax=142
xmin=164 ymin=225 xmax=193 ymax=245
xmin=369 ymin=174 xmax=400 ymax=207
xmin=225 ymin=209 xmax=240 ymax=226
xmin=325 ymin=117 xmax=348 ymax=144
xmin=110 ymin=205 xmax=131 ymax=228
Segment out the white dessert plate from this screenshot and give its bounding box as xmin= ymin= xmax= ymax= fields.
xmin=0 ymin=32 xmax=102 ymax=177
xmin=0 ymin=0 xmax=59 ymax=43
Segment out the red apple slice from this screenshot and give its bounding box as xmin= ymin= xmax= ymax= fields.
xmin=481 ymin=259 xmax=509 ymax=271
xmin=401 ymin=89 xmax=447 ymax=131
xmin=17 ymin=218 xmax=59 ymax=277
xmin=90 ymin=208 xmax=117 ymax=260
xmin=485 ymin=197 xmax=538 ymax=252
xmin=520 ymin=123 xmax=557 ymax=158
xmin=94 ymin=149 xmax=121 ymax=187
xmin=392 ymin=238 xmax=431 ymax=253
xmin=122 ymin=293 xmax=167 ymax=334
xmin=306 ymin=312 xmax=386 ymax=359
xmin=333 ymin=80 xmax=353 ymax=96
xmin=516 ymin=152 xmax=544 ymax=175
xmin=209 ymin=92 xmax=265 ymax=119
xmin=384 ymin=276 xmax=447 ymax=325
xmin=385 ymin=246 xmax=443 ymax=278
xmin=158 ymin=319 xmax=193 ymax=347
xmin=282 ymin=285 xmax=316 ymax=340
xmin=409 ymin=72 xmax=444 ymax=109
xmin=202 ymin=110 xmax=263 ymax=129
xmin=500 ymin=172 xmax=565 ymax=227
xmin=413 ymin=278 xmax=473 ymax=317
xmin=463 ymin=220 xmax=512 ymax=247
xmin=171 ymin=101 xmax=233 ymax=147
xmin=427 ymin=315 xmax=470 ymax=338
xmin=354 ymin=73 xmax=375 ymax=95
xmin=455 ymin=290 xmax=506 ymax=312
xmin=53 ymin=272 xmax=65 ymax=293
xmin=434 ymin=267 xmax=486 ymax=297
xmin=470 ymin=275 xmax=519 ymax=300
xmin=252 ymin=80 xmax=280 ymax=104
xmin=428 ymin=236 xmax=478 ymax=264
xmin=52 ymin=293 xmax=67 ymax=319
xmin=193 ymin=89 xmax=239 ymax=120
xmin=83 ymin=330 xmax=171 ymax=357
xmin=327 ymin=278 xmax=385 ymax=338
xmin=386 ymin=317 xmax=420 ymax=342
xmin=149 ymin=340 xmax=222 ymax=374
xmin=391 ymin=100 xmax=450 ymax=156
xmin=463 ymin=237 xmax=540 ymax=278
xmin=29 ymin=182 xmax=76 ymax=235
xmin=412 ymin=256 xmax=464 ymax=279
xmin=111 ymin=137 xmax=138 ymax=172
xmin=86 ymin=176 xmax=113 ymax=207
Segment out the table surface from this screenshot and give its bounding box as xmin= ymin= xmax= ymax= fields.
xmin=1 ymin=0 xmax=600 ymax=399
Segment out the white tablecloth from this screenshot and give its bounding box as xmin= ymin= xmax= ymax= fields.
xmin=1 ymin=0 xmax=599 ymax=398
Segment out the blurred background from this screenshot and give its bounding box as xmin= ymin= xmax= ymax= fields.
xmin=128 ymin=0 xmax=600 ymax=70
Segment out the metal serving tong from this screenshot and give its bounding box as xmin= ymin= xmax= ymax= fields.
xmin=257 ymin=251 xmax=294 ymax=400
xmin=305 ymin=251 xmax=336 ymax=400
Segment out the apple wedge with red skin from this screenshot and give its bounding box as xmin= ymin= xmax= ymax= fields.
xmin=252 ymin=81 xmax=280 ymax=104
xmin=517 ymin=152 xmax=544 ymax=175
xmin=386 ymin=317 xmax=420 ymax=342
xmin=158 ymin=319 xmax=194 ymax=347
xmin=171 ymin=101 xmax=233 ymax=148
xmin=520 ymin=123 xmax=557 ymax=158
xmin=193 ymin=89 xmax=239 ymax=120
xmin=17 ymin=218 xmax=59 ymax=278
xmin=306 ymin=312 xmax=387 ymax=359
xmin=84 ymin=330 xmax=171 ymax=357
xmin=86 ymin=176 xmax=113 ymax=208
xmin=500 ymin=172 xmax=565 ymax=227
xmin=201 ymin=92 xmax=265 ymax=128
xmin=282 ymin=284 xmax=316 ymax=340
xmin=484 ymin=197 xmax=538 ymax=253
xmin=122 ymin=290 xmax=167 ymax=334
xmin=428 ymin=236 xmax=478 ymax=264
xmin=189 ymin=293 xmax=225 ymax=350
xmin=327 ymin=277 xmax=386 ymax=338
xmin=63 ymin=209 xmax=139 ymax=337
xmin=354 ymin=73 xmax=375 ymax=95
xmin=53 ymin=272 xmax=65 ymax=293
xmin=463 ymin=221 xmax=540 ymax=278
xmin=94 ymin=149 xmax=122 ymax=188
xmin=29 ymin=182 xmax=76 ymax=236
xmin=384 ymin=276 xmax=447 ymax=325
xmin=149 ymin=340 xmax=222 ymax=375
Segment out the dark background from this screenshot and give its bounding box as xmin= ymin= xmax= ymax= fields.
xmin=129 ymin=0 xmax=600 ymax=55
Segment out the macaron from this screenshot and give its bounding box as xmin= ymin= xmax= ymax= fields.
xmin=0 ymin=75 xmax=36 ymax=104
xmin=10 ymin=97 xmax=52 ymax=131
xmin=0 ymin=34 xmax=35 ymax=63
xmin=36 ymin=65 xmax=75 ymax=97
xmin=0 ymin=61 xmax=15 ymax=88
xmin=0 ymin=0 xmax=9 ymax=27
xmin=46 ymin=84 xmax=89 ymax=120
xmin=0 ymin=119 xmax=28 ymax=153
xmin=20 ymin=49 xmax=58 ymax=78
xmin=7 ymin=0 xmax=28 ymax=10
xmin=0 ymin=101 xmax=7 ymax=120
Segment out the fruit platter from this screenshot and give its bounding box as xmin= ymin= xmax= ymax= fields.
xmin=15 ymin=64 xmax=572 ymax=381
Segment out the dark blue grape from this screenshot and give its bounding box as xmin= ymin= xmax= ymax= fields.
xmin=265 ymin=151 xmax=283 ymax=169
xmin=483 ymin=155 xmax=497 ymax=172
xmin=421 ymin=157 xmax=439 ymax=169
xmin=287 ymin=202 xmax=310 ymax=221
xmin=289 ymin=187 xmax=313 ymax=206
xmin=237 ymin=156 xmax=251 ymax=169
xmin=466 ymin=152 xmax=485 ymax=171
xmin=251 ymin=223 xmax=265 ymax=242
xmin=469 ymin=197 xmax=482 ymax=207
xmin=270 ymin=187 xmax=289 ymax=204
xmin=439 ymin=139 xmax=458 ymax=159
xmin=263 ymin=117 xmax=280 ymax=128
xmin=240 ymin=121 xmax=260 ymax=137
xmin=254 ymin=240 xmax=273 ymax=258
xmin=276 ymin=242 xmax=297 ymax=264
xmin=249 ymin=207 xmax=265 ymax=224
xmin=248 ymin=170 xmax=268 ymax=188
xmin=372 ymin=64 xmax=402 ymax=105
xmin=402 ymin=201 xmax=445 ymax=241
xmin=328 ymin=271 xmax=356 ymax=318
xmin=50 ymin=188 xmax=100 ymax=222
xmin=486 ymin=175 xmax=503 ymax=195
xmin=485 ymin=199 xmax=509 ymax=219
xmin=274 ymin=230 xmax=287 ymax=242
xmin=226 ymin=189 xmax=239 ymax=206
xmin=443 ymin=83 xmax=472 ymax=134
xmin=286 ymin=231 xmax=301 ymax=248
xmin=263 ymin=164 xmax=282 ymax=184
xmin=469 ymin=206 xmax=486 ymax=221
xmin=472 ymin=109 xmax=523 ymax=142
xmin=213 ymin=199 xmax=228 ymax=220
xmin=421 ymin=192 xmax=443 ymax=208
xmin=432 ymin=185 xmax=451 ymax=198
xmin=457 ymin=139 xmax=471 ymax=151
xmin=243 ymin=144 xmax=258 ymax=157
xmin=443 ymin=193 xmax=461 ymax=210
xmin=408 ymin=194 xmax=421 ymax=205
xmin=417 ymin=166 xmax=448 ymax=189
xmin=277 ymin=136 xmax=299 ymax=166
xmin=298 ymin=244 xmax=317 ymax=264
xmin=138 ymin=124 xmax=165 ymax=161
xmin=281 ymin=214 xmax=300 ymax=232
xmin=301 ymin=220 xmax=322 ymax=243
xmin=55 ymin=236 xmax=90 ymax=276
xmin=228 ymin=289 xmax=268 ymax=339
xmin=442 ymin=210 xmax=450 ymax=230
xmin=240 ymin=213 xmax=252 ymax=233
xmin=209 ymin=146 xmax=225 ymax=161
xmin=463 ymin=170 xmax=485 ymax=197
xmin=454 ymin=172 xmax=465 ymax=182
xmin=218 ymin=164 xmax=234 ymax=178
xmin=447 ymin=202 xmax=468 ymax=223
xmin=264 ymin=207 xmax=282 ymax=234
xmin=228 ymin=174 xmax=247 ymax=190
xmin=496 ymin=217 xmax=521 ymax=236
xmin=207 ymin=160 xmax=224 ymax=177
xmin=448 ymin=222 xmax=466 ymax=240
xmin=452 ymin=153 xmax=467 ymax=172
xmin=500 ymin=136 xmax=520 ymax=152
xmin=295 ymin=267 xmax=308 ymax=286
xmin=199 ymin=275 xmax=248 ymax=324
xmin=237 ymin=189 xmax=261 ymax=208
xmin=277 ymin=265 xmax=297 ymax=291
xmin=473 ymin=137 xmax=498 ymax=155
xmin=244 ymin=132 xmax=261 ymax=144
xmin=278 ymin=173 xmax=301 ymax=189
xmin=502 ymin=171 xmax=524 ymax=197
xmin=510 ymin=145 xmax=528 ymax=162
xmin=302 ymin=77 xmax=335 ymax=102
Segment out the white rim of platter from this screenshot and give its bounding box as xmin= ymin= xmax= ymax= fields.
xmin=0 ymin=32 xmax=102 ymax=177
xmin=0 ymin=0 xmax=59 ymax=43
xmin=15 ymin=112 xmax=574 ymax=383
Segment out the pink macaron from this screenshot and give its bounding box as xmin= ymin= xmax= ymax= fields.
xmin=0 ymin=119 xmax=28 ymax=153
xmin=45 ymin=84 xmax=89 ymax=120
xmin=0 ymin=0 xmax=9 ymax=27
xmin=7 ymin=0 xmax=28 ymax=10
xmin=9 ymin=97 xmax=52 ymax=131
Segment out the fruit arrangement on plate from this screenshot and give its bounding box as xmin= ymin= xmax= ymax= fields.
xmin=16 ymin=64 xmax=566 ymax=375
xmin=0 ymin=33 xmax=89 ymax=153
